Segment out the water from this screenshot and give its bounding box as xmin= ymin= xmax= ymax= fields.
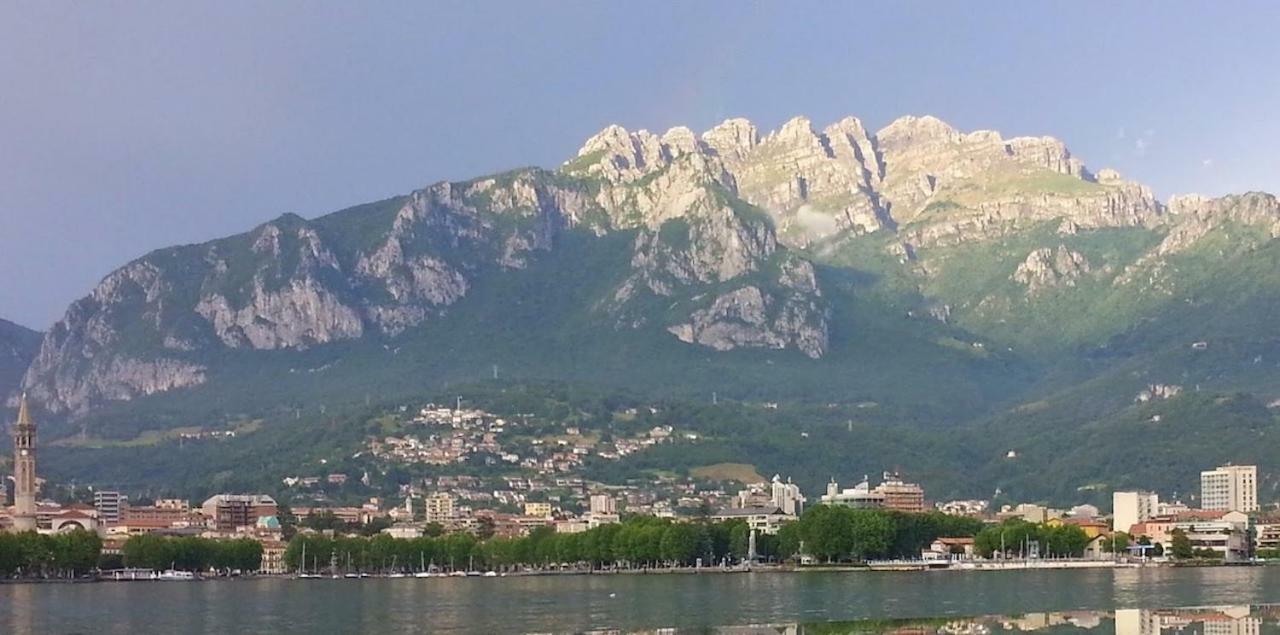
xmin=6 ymin=567 xmax=1280 ymax=634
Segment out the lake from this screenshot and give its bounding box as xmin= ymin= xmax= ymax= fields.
xmin=6 ymin=567 xmax=1280 ymax=633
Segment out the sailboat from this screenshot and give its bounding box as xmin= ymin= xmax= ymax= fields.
xmin=344 ymin=552 xmax=359 ymax=578
xmin=414 ymin=552 xmax=432 ymax=578
xmin=298 ymin=543 xmax=322 ymax=579
xmin=387 ymin=555 xmax=406 ymax=578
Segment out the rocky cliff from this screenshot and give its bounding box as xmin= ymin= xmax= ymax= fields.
xmin=20 ymin=113 xmax=1280 ymax=416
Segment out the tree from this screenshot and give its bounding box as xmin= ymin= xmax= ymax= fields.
xmin=1103 ymin=532 xmax=1130 ymax=554
xmin=659 ymin=523 xmax=698 ymax=565
xmin=1170 ymin=529 xmax=1193 ymax=559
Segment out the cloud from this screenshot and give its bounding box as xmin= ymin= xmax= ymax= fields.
xmin=1202 ymin=158 xmax=1214 ymax=168
xmin=1116 ymin=127 xmax=1127 ymax=140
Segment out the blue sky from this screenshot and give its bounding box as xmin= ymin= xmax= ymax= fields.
xmin=3 ymin=2 xmax=1279 ymax=328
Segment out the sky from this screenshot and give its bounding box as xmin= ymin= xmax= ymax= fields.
xmin=3 ymin=2 xmax=1279 ymax=329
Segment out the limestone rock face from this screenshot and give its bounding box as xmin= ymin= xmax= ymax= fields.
xmin=567 ymin=113 xmax=1163 ymax=253
xmin=1013 ymin=246 xmax=1092 ymax=292
xmin=26 ymin=111 xmax=1280 ymax=415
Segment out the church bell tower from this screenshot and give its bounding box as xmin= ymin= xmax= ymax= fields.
xmin=11 ymin=394 xmax=37 ymax=532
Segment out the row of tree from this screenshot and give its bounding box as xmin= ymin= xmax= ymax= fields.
xmin=0 ymin=530 xmax=102 ymax=578
xmin=285 ymin=507 xmax=988 ymax=572
xmin=286 ymin=516 xmax=762 ymax=572
xmin=784 ymin=506 xmax=986 ymax=562
xmin=121 ymin=534 xmax=264 ymax=573
xmin=972 ymin=519 xmax=1093 ymax=558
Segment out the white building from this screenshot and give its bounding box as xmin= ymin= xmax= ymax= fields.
xmin=1201 ymin=464 xmax=1258 ymax=513
xmin=589 ymin=494 xmax=616 ymax=515
xmin=1113 ymin=491 xmax=1159 ymax=534
xmin=93 ymin=490 xmax=128 ymax=525
xmin=820 ymin=478 xmax=885 ymax=508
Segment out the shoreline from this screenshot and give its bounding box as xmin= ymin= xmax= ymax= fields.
xmin=2 ymin=558 xmax=1262 ymax=585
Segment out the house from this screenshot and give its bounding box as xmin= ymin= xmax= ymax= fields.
xmin=923 ymin=537 xmax=975 ymax=560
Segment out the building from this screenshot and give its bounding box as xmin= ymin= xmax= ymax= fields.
xmin=1172 ymin=515 xmax=1251 ymax=562
xmin=874 ymin=472 xmax=925 ymax=513
xmin=589 ymin=494 xmax=616 ymax=515
xmin=820 ymin=478 xmax=885 ymax=508
xmin=9 ymin=394 xmax=37 ymax=532
xmin=1201 ymin=465 xmax=1258 ymax=513
xmin=922 ymin=537 xmax=975 ymax=560
xmin=382 ymin=523 xmax=424 ymax=539
xmin=524 ymin=502 xmax=553 ymax=519
xmin=423 ymin=493 xmax=455 ymax=524
xmin=259 ymin=540 xmax=288 ymax=574
xmin=1255 ymin=515 xmax=1280 ymax=552
xmin=710 ymin=507 xmax=793 ymax=535
xmin=1113 ymin=491 xmax=1159 ymax=534
xmin=201 ymin=494 xmax=278 ymax=531
xmin=733 ymin=476 xmax=805 ymax=516
xmin=94 ymin=490 xmax=128 ymax=525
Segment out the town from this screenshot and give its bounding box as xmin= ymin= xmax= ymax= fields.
xmin=1 ymin=394 xmax=1276 ymax=578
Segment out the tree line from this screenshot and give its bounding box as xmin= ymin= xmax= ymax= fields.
xmin=287 ymin=516 xmax=761 ymax=572
xmin=286 ymin=507 xmax=988 ymax=572
xmin=972 ymin=519 xmax=1093 ymax=558
xmin=783 ymin=506 xmax=986 ymax=563
xmin=121 ymin=534 xmax=264 ymax=573
xmin=0 ymin=530 xmax=102 ymax=578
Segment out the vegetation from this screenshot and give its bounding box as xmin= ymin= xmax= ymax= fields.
xmin=120 ymin=534 xmax=263 ymax=573
xmin=973 ymin=519 xmax=1091 ymax=559
xmin=0 ymin=530 xmax=102 ymax=578
xmin=286 ymin=517 xmax=760 ymax=572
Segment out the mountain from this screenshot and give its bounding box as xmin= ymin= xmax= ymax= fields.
xmin=0 ymin=318 xmax=41 ymax=401
xmin=18 ymin=114 xmax=1280 ymax=463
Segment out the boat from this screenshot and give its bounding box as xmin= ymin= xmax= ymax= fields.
xmin=156 ymin=569 xmax=197 ymax=581
xmin=482 ymin=571 xmax=498 ymax=577
xmin=298 ymin=543 xmax=323 ymax=579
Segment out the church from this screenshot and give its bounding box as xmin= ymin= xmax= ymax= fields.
xmin=3 ymin=394 xmax=99 ymax=534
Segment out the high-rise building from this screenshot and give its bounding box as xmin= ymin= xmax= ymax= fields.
xmin=10 ymin=394 xmax=37 ymax=532
xmin=1201 ymin=465 xmax=1258 ymax=512
xmin=93 ymin=490 xmax=128 ymax=524
xmin=200 ymin=494 xmax=278 ymax=531
xmin=589 ymin=494 xmax=616 ymax=515
xmin=423 ymin=493 xmax=455 ymax=524
xmin=874 ymin=472 xmax=925 ymax=513
xmin=769 ymin=475 xmax=805 ymax=516
xmin=1112 ymin=491 xmax=1159 ymax=534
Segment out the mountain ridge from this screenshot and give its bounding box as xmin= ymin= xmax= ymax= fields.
xmin=13 ymin=113 xmax=1280 ymax=430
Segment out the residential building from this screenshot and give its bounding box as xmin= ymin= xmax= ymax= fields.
xmin=1201 ymin=465 xmax=1258 ymax=513
xmin=382 ymin=523 xmax=424 ymax=539
xmin=874 ymin=473 xmax=925 ymax=513
xmin=201 ymin=494 xmax=278 ymax=531
xmin=524 ymin=502 xmax=553 ymax=519
xmin=732 ymin=476 xmax=805 ymax=516
xmin=710 ymin=507 xmax=793 ymax=535
xmin=922 ymin=537 xmax=975 ymax=560
xmin=1172 ymin=514 xmax=1251 ymax=562
xmin=259 ymin=540 xmax=287 ymax=574
xmin=423 ymin=493 xmax=456 ymax=524
xmin=93 ymin=490 xmax=128 ymax=525
xmin=589 ymin=494 xmax=616 ymax=515
xmin=1113 ymin=491 xmax=1159 ymax=534
xmin=1255 ymin=515 xmax=1280 ymax=552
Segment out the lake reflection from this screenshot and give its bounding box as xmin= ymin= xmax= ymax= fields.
xmin=638 ymin=606 xmax=1275 ymax=635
